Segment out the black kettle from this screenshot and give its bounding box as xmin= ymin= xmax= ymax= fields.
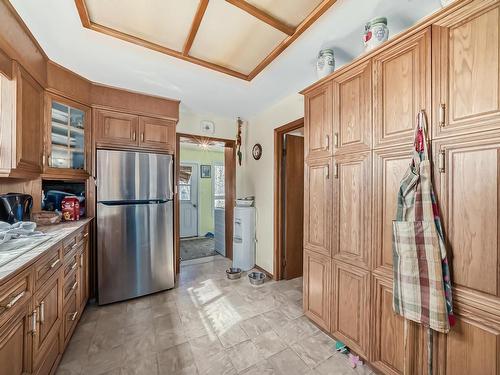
xmin=0 ymin=193 xmax=33 ymax=224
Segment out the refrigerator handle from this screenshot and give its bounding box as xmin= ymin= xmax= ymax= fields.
xmin=170 ymin=158 xmax=175 ymax=199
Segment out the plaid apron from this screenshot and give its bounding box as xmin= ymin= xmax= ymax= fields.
xmin=392 ymin=111 xmax=454 ymax=333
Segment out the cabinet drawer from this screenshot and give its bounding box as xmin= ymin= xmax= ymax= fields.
xmin=62 ymin=236 xmax=78 ymax=258
xmin=63 ymin=250 xmax=79 ymax=281
xmin=62 ymin=271 xmax=78 ymax=305
xmin=75 ymin=226 xmax=89 ymax=245
xmin=62 ymin=292 xmax=78 ymax=346
xmin=34 ymin=244 xmax=62 ymax=290
xmin=0 ymin=267 xmax=32 ymax=327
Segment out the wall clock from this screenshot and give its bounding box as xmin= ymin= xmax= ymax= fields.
xmin=252 ymin=143 xmax=262 ymax=160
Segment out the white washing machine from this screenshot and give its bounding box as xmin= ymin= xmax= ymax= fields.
xmin=232 ymin=206 xmax=256 ymax=271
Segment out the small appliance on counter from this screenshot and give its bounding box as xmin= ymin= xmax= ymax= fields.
xmin=0 ymin=193 xmax=33 ymax=224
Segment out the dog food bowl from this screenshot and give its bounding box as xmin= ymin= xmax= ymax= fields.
xmin=248 ymin=271 xmax=266 ymax=286
xmin=226 ymin=267 xmax=242 ymax=280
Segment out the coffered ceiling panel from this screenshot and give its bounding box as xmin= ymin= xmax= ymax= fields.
xmin=75 ymin=0 xmax=337 ymax=80
xmin=189 ymin=0 xmax=286 ymax=75
xmin=85 ymin=0 xmax=199 ymax=52
xmin=245 ymin=0 xmax=324 ymax=27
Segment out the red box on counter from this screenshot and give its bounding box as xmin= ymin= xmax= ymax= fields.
xmin=61 ymin=196 xmax=80 ymax=221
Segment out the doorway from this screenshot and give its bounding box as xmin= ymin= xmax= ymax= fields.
xmin=179 ymin=162 xmax=199 ymax=238
xmin=274 ymin=118 xmax=305 ymax=280
xmin=175 ymin=134 xmax=236 ymax=274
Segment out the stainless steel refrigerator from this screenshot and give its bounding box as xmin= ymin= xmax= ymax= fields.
xmin=96 ymin=149 xmax=174 ymax=305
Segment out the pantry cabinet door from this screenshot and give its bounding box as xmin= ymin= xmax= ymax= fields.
xmin=433 ymin=5 xmax=500 ymax=139
xmin=304 ymin=158 xmax=332 ymax=257
xmin=373 ymin=27 xmax=431 ymax=148
xmin=305 ymin=83 xmax=333 ymax=160
xmin=434 ymin=309 xmax=500 ymax=375
xmin=331 ymin=261 xmax=370 ymax=357
xmin=371 ymin=275 xmax=421 ymax=375
xmin=372 ymin=147 xmax=412 ymax=275
xmin=139 ymin=116 xmax=176 ymax=152
xmin=303 ymin=249 xmax=331 ymax=331
xmin=434 ymin=133 xmax=500 ymax=297
xmin=95 ymin=109 xmax=139 ymax=148
xmin=332 ymin=61 xmax=372 ymax=154
xmin=332 ymin=151 xmax=371 ymax=269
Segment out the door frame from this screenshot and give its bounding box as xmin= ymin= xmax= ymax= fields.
xmin=273 ymin=118 xmax=304 ymax=280
xmin=175 ymin=133 xmax=236 ymax=275
xmin=179 ymin=161 xmax=200 ymax=238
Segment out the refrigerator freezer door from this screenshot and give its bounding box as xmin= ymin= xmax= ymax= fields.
xmin=97 ymin=201 xmax=174 ymax=304
xmin=97 ymin=149 xmax=173 ymax=201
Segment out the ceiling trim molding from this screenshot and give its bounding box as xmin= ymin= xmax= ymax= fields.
xmin=247 ymin=0 xmax=337 ymax=80
xmin=73 ymin=0 xmax=337 ymax=81
xmin=183 ymin=0 xmax=209 ymax=56
xmin=225 ymin=0 xmax=295 ymax=36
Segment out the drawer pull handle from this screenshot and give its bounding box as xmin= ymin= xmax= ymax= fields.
xmin=333 ymin=132 xmax=339 ymax=147
xmin=83 ymin=233 xmax=88 ymax=238
xmin=49 ymin=259 xmax=60 ymax=269
xmin=132 ymin=131 xmax=136 ymax=141
xmin=323 ymin=134 xmax=329 ymax=150
xmin=31 ymin=310 xmax=37 ymax=335
xmin=439 ymin=103 xmax=446 ymax=127
xmin=69 ymin=311 xmax=78 ymax=321
xmin=71 ymin=281 xmax=78 ymax=291
xmin=4 ymin=291 xmax=25 ymax=309
xmin=40 ymin=301 xmax=45 ymax=323
xmin=71 ymin=262 xmax=78 ymax=271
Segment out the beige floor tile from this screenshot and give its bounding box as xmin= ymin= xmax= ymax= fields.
xmin=290 ymin=331 xmax=336 ymax=367
xmin=120 ymin=353 xmax=159 ymax=375
xmin=313 ymin=353 xmax=362 ymax=375
xmin=240 ymin=315 xmax=274 ymax=339
xmin=218 ymin=323 xmax=249 ymax=348
xmin=157 ymin=342 xmax=196 ymax=374
xmin=261 ymin=309 xmax=291 ymax=330
xmin=83 ymin=345 xmax=126 ymax=374
xmin=195 ymin=350 xmax=237 ymax=375
xmin=252 ymin=330 xmax=287 ymax=359
xmin=227 ymin=340 xmax=264 ymax=372
xmin=267 ymin=348 xmax=310 ymax=375
xmin=274 ymin=316 xmax=319 ymax=344
xmin=239 ymin=360 xmax=277 ymax=375
xmin=189 ymin=334 xmax=224 ymax=361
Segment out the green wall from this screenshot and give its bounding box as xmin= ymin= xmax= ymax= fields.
xmin=180 ymin=145 xmax=224 ymax=236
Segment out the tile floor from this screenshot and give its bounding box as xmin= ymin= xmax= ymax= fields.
xmin=56 ymin=255 xmax=374 ymax=375
xmin=180 ymin=237 xmax=217 ymax=261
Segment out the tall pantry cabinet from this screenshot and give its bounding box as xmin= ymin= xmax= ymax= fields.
xmin=302 ymin=1 xmax=500 ymax=374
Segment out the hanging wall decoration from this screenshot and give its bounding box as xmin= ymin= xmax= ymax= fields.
xmin=236 ymin=117 xmax=243 ymax=166
xmin=252 ymin=143 xmax=262 ymax=160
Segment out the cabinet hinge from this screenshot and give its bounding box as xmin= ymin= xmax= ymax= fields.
xmin=439 ymin=104 xmax=446 ymax=128
xmin=438 ymin=150 xmax=445 ymax=173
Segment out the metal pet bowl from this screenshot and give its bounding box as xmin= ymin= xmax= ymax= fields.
xmin=226 ymin=267 xmax=242 ymax=280
xmin=248 ymin=271 xmax=266 ymax=286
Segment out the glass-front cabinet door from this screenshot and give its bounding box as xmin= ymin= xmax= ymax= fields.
xmin=44 ymin=93 xmax=90 ymax=176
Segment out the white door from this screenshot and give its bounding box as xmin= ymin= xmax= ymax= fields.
xmin=179 ymin=163 xmax=198 ymax=238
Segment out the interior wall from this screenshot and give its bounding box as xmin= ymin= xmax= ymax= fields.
xmin=241 ymin=93 xmax=304 ymax=274
xmin=180 ymin=145 xmax=224 ymax=237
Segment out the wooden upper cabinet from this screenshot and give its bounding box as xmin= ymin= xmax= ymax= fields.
xmin=44 ymin=92 xmax=91 ymax=177
xmin=139 ymin=116 xmax=176 ymax=152
xmin=331 ymin=261 xmax=370 ymax=357
xmin=332 ymin=151 xmax=371 ymax=269
xmin=95 ymin=109 xmax=139 ymax=148
xmin=303 ymin=249 xmax=331 ymax=331
xmin=304 ymin=158 xmax=332 ymax=257
xmin=305 ymin=82 xmax=333 ymax=160
xmin=332 ymin=61 xmax=372 ymax=154
xmin=434 ymin=133 xmax=500 ymax=297
xmin=433 ymin=5 xmax=500 ymax=139
xmin=373 ymin=27 xmax=431 ymax=148
xmin=0 ymin=62 xmax=43 ymax=178
xmin=373 ymin=147 xmax=412 ymax=275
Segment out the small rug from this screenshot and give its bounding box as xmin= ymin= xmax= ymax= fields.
xmin=180 ymin=237 xmax=216 ymax=261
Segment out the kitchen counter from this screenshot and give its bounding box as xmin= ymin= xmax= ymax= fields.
xmin=0 ymin=218 xmax=93 ymax=283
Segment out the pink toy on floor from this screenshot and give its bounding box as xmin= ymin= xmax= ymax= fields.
xmin=348 ymin=353 xmax=363 ymax=368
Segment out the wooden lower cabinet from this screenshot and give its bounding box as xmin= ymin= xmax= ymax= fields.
xmin=32 ymin=274 xmax=61 ymax=371
xmin=0 ymin=302 xmax=33 ymax=375
xmin=61 ymin=291 xmax=78 ymax=348
xmin=331 ymin=261 xmax=370 ymax=357
xmin=303 ymin=249 xmax=331 ymax=331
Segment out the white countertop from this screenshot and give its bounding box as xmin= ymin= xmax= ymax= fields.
xmin=0 ymin=218 xmax=92 ymax=283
